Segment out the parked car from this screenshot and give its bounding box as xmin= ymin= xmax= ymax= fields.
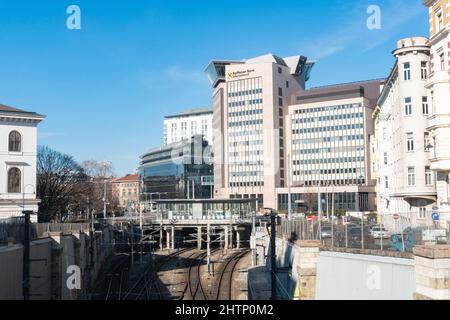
xmin=370 ymin=226 xmax=390 ymax=239
xmin=321 ymin=225 xmax=332 ymax=238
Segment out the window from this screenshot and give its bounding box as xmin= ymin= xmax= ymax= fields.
xmin=384 ymin=176 xmax=389 ymax=189
xmin=8 ymin=131 xmax=21 ymax=152
xmin=278 ymin=87 xmax=283 ymax=97
xmin=181 ymin=122 xmax=187 ymax=139
xmin=440 ymin=53 xmax=445 ymax=71
xmin=191 ymin=121 xmax=197 ymax=136
xmin=421 ymin=61 xmax=428 ymax=79
xmin=278 ymin=67 xmax=282 ymax=74
xmin=424 ymin=132 xmax=431 ymax=152
xmin=422 ymin=97 xmax=429 ymax=115
xmin=436 ymin=10 xmax=443 ymax=32
xmin=407 ymin=167 xmax=416 ymax=186
xmin=404 ymin=97 xmax=412 ymax=115
xmin=384 ymin=152 xmax=388 ymax=165
xmin=286 ymin=81 xmax=289 ymax=88
xmin=403 ymin=62 xmax=411 ymax=80
xmin=425 ymin=166 xmax=433 ymax=186
xmin=419 ymin=207 xmax=427 ymax=219
xmin=7 ymin=167 xmax=21 ymax=193
xmin=278 ymin=98 xmax=283 ymax=107
xmin=407 ymin=133 xmax=414 ymax=151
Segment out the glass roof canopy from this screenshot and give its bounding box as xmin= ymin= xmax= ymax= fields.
xmin=154 ymin=199 xmax=257 ymax=222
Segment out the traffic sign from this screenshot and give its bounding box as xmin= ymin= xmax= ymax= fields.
xmin=432 ymin=210 xmax=440 ymax=222
xmin=393 ymin=213 xmax=400 ymax=221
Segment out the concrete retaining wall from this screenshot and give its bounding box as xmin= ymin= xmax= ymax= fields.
xmin=316 ymin=251 xmax=415 ymax=300
xmin=0 ymin=227 xmax=113 ymax=300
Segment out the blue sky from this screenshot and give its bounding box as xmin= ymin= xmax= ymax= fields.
xmin=0 ymin=0 xmax=428 ymax=175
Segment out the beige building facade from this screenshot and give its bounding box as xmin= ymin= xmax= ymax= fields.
xmin=374 ymin=37 xmax=437 ymax=229
xmin=112 ymin=174 xmax=139 ymax=210
xmin=424 ymin=0 xmax=450 ymax=224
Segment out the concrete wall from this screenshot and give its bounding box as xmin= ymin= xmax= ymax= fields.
xmin=0 ymin=227 xmax=113 ymax=300
xmin=316 ymin=251 xmax=415 ymax=300
xmin=252 ymin=231 xmax=417 ymax=300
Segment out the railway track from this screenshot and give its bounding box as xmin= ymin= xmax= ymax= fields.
xmin=215 ymin=249 xmax=250 ymax=300
xmin=105 ymin=255 xmax=130 ymax=300
xmin=122 ymin=247 xmax=196 ymax=300
xmin=183 ymin=251 xmax=209 ymax=300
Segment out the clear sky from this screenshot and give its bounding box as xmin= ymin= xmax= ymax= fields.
xmin=0 ymin=0 xmax=428 ymax=176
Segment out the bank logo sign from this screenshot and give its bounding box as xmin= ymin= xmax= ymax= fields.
xmin=227 ymin=69 xmax=256 ymax=80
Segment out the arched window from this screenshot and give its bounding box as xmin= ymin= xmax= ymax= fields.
xmin=8 ymin=131 xmax=21 ymax=152
xmin=7 ymin=167 xmax=21 ymax=193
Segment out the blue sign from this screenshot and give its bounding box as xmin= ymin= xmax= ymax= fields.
xmin=432 ymin=211 xmax=440 ymax=221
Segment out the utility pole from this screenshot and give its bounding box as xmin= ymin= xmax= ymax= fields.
xmin=270 ymin=211 xmax=277 ymax=300
xmin=317 ymin=183 xmax=322 ymax=241
xmin=140 ymin=203 xmax=143 ymax=264
xmin=251 ymin=210 xmax=257 ymax=266
xmin=103 ymin=179 xmax=107 ymax=219
xmin=22 ymin=210 xmax=32 ymax=300
xmin=331 ymin=185 xmax=335 ymax=248
xmin=288 ymin=154 xmax=292 ymax=220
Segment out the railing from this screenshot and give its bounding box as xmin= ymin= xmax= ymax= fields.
xmin=275 ymin=217 xmax=450 ymax=252
xmin=34 ymin=223 xmax=91 ymax=237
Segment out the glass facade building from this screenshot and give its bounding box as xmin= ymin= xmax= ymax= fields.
xmin=139 ymin=135 xmax=213 ymax=202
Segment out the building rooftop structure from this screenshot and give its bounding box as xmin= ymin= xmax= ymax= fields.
xmin=164 ymin=107 xmax=212 ymax=119
xmin=0 ymin=103 xmax=46 ymax=120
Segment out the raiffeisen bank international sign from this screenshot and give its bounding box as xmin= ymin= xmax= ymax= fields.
xmin=227 ymin=69 xmax=256 ymax=80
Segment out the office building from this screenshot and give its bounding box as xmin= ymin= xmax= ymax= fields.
xmin=163 ymin=108 xmax=213 ymax=145
xmin=205 ymin=54 xmax=314 ymax=208
xmin=205 ymin=53 xmax=382 ymax=212
xmin=139 ymin=135 xmax=213 ymax=202
xmin=424 ymin=0 xmax=450 ymax=224
xmin=0 ymin=104 xmax=45 ymax=222
xmin=373 ymin=37 xmax=436 ymax=228
xmin=282 ymin=80 xmax=383 ymax=213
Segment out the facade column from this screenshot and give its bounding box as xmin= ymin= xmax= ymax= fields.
xmin=166 ymin=229 xmax=171 ymax=250
xmin=235 ymin=226 xmax=240 ymax=249
xmin=171 ymin=226 xmax=175 ymax=250
xmin=197 ymin=226 xmax=202 ymax=250
xmin=295 ymin=240 xmax=320 ymax=300
xmin=224 ymin=226 xmax=229 ymax=251
xmin=413 ymin=245 xmax=450 ymax=300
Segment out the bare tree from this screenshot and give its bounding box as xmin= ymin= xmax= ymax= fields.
xmin=37 ymin=146 xmax=89 ymax=222
xmin=79 ymin=160 xmax=119 ymax=216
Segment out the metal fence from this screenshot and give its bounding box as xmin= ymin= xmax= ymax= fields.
xmin=0 ymin=220 xmax=91 ymax=244
xmin=0 ymin=217 xmax=37 ymax=244
xmin=275 ymin=217 xmax=450 ymax=252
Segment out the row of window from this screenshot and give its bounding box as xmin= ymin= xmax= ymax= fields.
xmin=229 ymin=181 xmax=264 ymax=187
xmin=383 ymin=166 xmax=433 ymax=188
xmin=292 ymin=123 xmax=364 ymax=134
xmin=406 ymin=132 xmax=431 ymax=152
xmin=228 ymin=88 xmax=262 ymax=97
xmin=296 ymin=145 xmax=364 ymax=155
xmin=295 ymin=168 xmax=360 ymax=175
xmin=293 ymin=134 xmax=365 ymax=145
xmin=294 ymin=103 xmax=362 ymax=114
xmin=295 ymin=112 xmax=364 ymax=124
xmin=403 ymin=61 xmax=428 ymax=81
xmin=293 ymin=156 xmax=365 ymax=165
xmin=229 ymin=140 xmax=263 ymax=147
xmin=404 ymin=96 xmax=429 ymax=116
xmin=300 ymin=179 xmax=366 ymax=187
xmin=228 ymin=99 xmax=263 ymax=108
xmin=228 ymin=109 xmax=263 ymax=118
xmin=229 ymin=119 xmax=263 ymax=127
